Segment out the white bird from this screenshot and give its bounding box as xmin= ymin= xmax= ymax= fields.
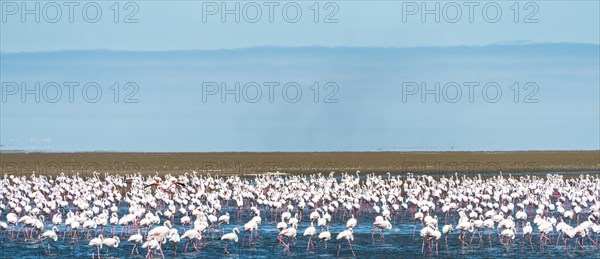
xmin=128 ymin=231 xmax=143 ymax=255
xmin=181 ymin=229 xmax=202 ymax=252
xmin=336 ymin=228 xmax=355 ymax=256
xmin=88 ymin=234 xmax=104 ymax=259
xmin=303 ymin=222 xmax=317 ymax=251
xmin=148 ymin=220 xmax=173 ymax=240
xmin=500 ymin=227 xmax=516 ymax=252
xmin=277 ymin=217 xmax=288 ymax=231
xmin=219 ymin=212 xmax=230 ymax=225
xmin=442 ymin=224 xmax=453 ymax=248
xmin=220 ymin=227 xmax=239 ymax=254
xmin=40 ymin=226 xmax=58 ymax=253
xmin=168 ymin=229 xmax=181 ymax=256
xmin=41 ymin=226 xmax=58 ymax=242
xmin=317 ymin=229 xmax=332 ymax=249
xmin=142 ymin=237 xmax=163 ymax=259
xmin=522 ymin=222 xmax=534 ymax=251
xmin=373 ymin=215 xmax=392 ymax=240
xmin=346 ymin=214 xmax=357 ymax=228
xmin=278 ymin=223 xmax=297 ymax=252
xmin=102 ymin=236 xmax=120 ymax=256
xmin=243 ymin=219 xmax=259 ymax=245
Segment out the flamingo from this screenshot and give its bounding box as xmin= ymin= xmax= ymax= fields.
xmin=278 ymin=223 xmax=298 ymax=252
xmin=128 ymin=230 xmax=143 ymax=255
xmin=88 ymin=234 xmax=104 ymax=259
xmin=220 ymin=227 xmax=239 ymax=254
xmin=521 ymin=222 xmax=535 ymax=251
xmin=420 ymin=225 xmax=435 ymax=253
xmin=346 ymin=214 xmax=357 ymax=228
xmin=181 ymin=229 xmax=202 ymax=252
xmin=372 ymin=215 xmax=392 ymax=241
xmin=499 ymin=227 xmax=515 ymax=252
xmin=102 ymin=236 xmax=120 ymax=256
xmin=318 ymin=230 xmax=332 ymax=248
xmin=457 ymin=219 xmax=473 ymax=247
xmin=303 ymin=221 xmax=317 ymax=251
xmin=336 ymin=228 xmax=355 ymax=256
xmin=168 ymin=229 xmax=181 ymax=256
xmin=218 ymin=212 xmax=230 ymax=233
xmin=442 ymin=224 xmax=453 ymax=249
xmin=243 ymin=219 xmax=258 ymax=247
xmin=40 ymin=226 xmax=59 ymax=253
xmin=142 ymin=237 xmax=163 ymax=259
xmin=147 ymin=220 xmax=173 ymax=240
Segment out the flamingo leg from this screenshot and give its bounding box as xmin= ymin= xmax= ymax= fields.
xmin=371 ymin=227 xmax=375 ymax=243
xmin=529 ymin=235 xmax=534 ymax=250
xmin=445 ymin=235 xmax=449 ymax=250
xmin=159 ymin=244 xmax=165 ymax=259
xmin=285 ymin=236 xmax=290 ymax=253
xmin=249 ymin=232 xmax=253 ymax=247
xmin=348 ymin=239 xmax=355 ymax=256
xmin=429 ymin=238 xmax=433 ymax=252
xmin=413 ymin=224 xmax=417 ymax=238
xmin=587 ymin=235 xmax=597 ymax=245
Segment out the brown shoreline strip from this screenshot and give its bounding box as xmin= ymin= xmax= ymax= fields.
xmin=1 ymin=151 xmax=598 ymax=176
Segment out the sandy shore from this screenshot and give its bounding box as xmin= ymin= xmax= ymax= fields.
xmin=1 ymin=151 xmax=598 ymax=177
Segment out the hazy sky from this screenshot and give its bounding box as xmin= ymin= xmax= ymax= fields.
xmin=1 ymin=1 xmax=599 ymax=52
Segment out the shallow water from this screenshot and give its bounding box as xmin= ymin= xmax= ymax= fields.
xmin=2 ymin=211 xmax=599 ymax=258
xmin=1 ymin=171 xmax=600 ymax=258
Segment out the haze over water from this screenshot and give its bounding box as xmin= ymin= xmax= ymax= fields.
xmin=1 ymin=44 xmax=598 ymax=152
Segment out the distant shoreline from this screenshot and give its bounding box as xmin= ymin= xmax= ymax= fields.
xmin=1 ymin=151 xmax=598 ymax=176
xmin=1 ymin=150 xmax=598 ymax=154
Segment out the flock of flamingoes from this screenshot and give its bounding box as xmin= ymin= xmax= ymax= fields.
xmin=0 ymin=171 xmax=600 ymax=257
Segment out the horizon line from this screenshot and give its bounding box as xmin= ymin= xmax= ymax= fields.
xmin=2 ymin=41 xmax=598 ymax=55
xmin=1 ymin=149 xmax=599 ymax=154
